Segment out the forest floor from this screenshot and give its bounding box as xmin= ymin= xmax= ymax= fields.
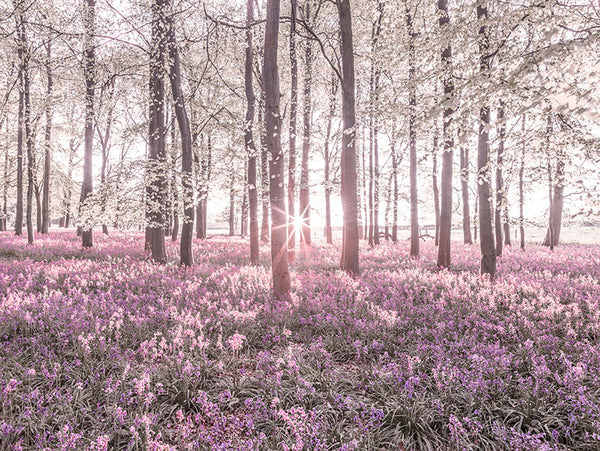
xmin=0 ymin=231 xmax=599 ymax=450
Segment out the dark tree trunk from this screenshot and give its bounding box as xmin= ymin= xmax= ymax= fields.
xmin=264 ymin=0 xmax=291 ymax=296
xmin=288 ymin=0 xmax=298 ymax=259
xmin=245 ymin=0 xmax=259 ymax=265
xmin=2 ymin=145 xmax=8 ymax=232
xmin=259 ymin=94 xmax=270 ymax=243
xmin=406 ymin=3 xmax=419 ymax=256
xmin=362 ymin=124 xmax=368 ymax=241
xmin=436 ymin=0 xmax=454 ymax=269
xmin=35 ymin=184 xmax=41 ymax=233
xmin=368 ymin=118 xmax=374 ymax=246
xmin=337 ymin=0 xmax=359 ymax=274
xmin=42 ymin=40 xmax=52 ymax=234
xmin=171 ymin=135 xmax=180 ymax=241
xmin=147 ymin=0 xmax=168 ymax=263
xmin=165 ymin=1 xmax=194 ymax=266
xmin=519 ymin=114 xmax=525 ymax=250
xmin=495 ymin=105 xmax=505 ymax=257
xmin=460 ymin=144 xmax=472 ymax=244
xmin=80 ymin=0 xmax=95 ymax=248
xmin=299 ymin=3 xmax=312 ymax=249
xmin=477 ymin=0 xmax=496 ymax=277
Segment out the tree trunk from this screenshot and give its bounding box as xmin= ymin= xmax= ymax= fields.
xmin=264 ymin=0 xmax=291 ymax=296
xmin=361 ymin=124 xmax=368 ymax=241
xmin=259 ymin=93 xmax=270 ymax=243
xmin=42 ymin=39 xmax=52 ymax=234
xmin=460 ymin=144 xmax=472 ymax=244
xmin=392 ymin=143 xmax=398 ymax=243
xmin=406 ymin=4 xmax=419 ymax=256
xmin=477 ymin=0 xmax=496 ymax=277
xmin=519 ymin=114 xmax=525 ymax=250
xmin=80 ymin=0 xmax=95 ymax=248
xmin=15 ymin=10 xmax=25 ymax=237
xmin=171 ymin=134 xmax=180 ymax=241
xmin=245 ymin=0 xmax=259 ymax=265
xmin=165 ymin=0 xmax=194 ymax=266
xmin=495 ymin=104 xmax=505 ymax=257
xmin=432 ymin=138 xmax=440 ymax=246
xmin=323 ymin=75 xmax=336 ymax=245
xmin=241 ymin=163 xmax=248 ymax=236
xmin=229 ymin=175 xmax=235 ymax=236
xmin=147 ymin=0 xmax=168 ymax=263
xmin=288 ymin=0 xmax=298 ymax=259
xmin=337 ymin=0 xmax=359 ymax=274
xmin=100 ymin=78 xmax=115 ymax=236
xmin=2 ymin=144 xmax=8 ymax=232
xmin=542 ymin=113 xmax=564 ymax=248
xmin=299 ymin=3 xmax=312 ymax=249
xmin=436 ymin=0 xmax=454 ymax=269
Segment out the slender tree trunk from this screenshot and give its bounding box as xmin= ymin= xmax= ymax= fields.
xmin=299 ymin=3 xmax=312 ymax=249
xmin=259 ymin=94 xmax=270 ymax=243
xmin=477 ymin=0 xmax=496 ymax=277
xmin=245 ymin=0 xmax=259 ymax=264
xmin=406 ymin=3 xmax=419 ymax=256
xmin=542 ymin=113 xmax=564 ymax=248
xmin=287 ymin=0 xmax=298 ymax=259
xmin=100 ymin=79 xmax=115 ymax=236
xmin=241 ymin=163 xmax=248 ymax=236
xmin=495 ymin=104 xmax=505 ymax=257
xmin=80 ymin=0 xmax=95 ymax=248
xmin=42 ymin=40 xmax=52 ymax=234
xmin=432 ymin=139 xmax=440 ymax=246
xmin=229 ymin=175 xmax=235 ymax=236
xmin=337 ymin=0 xmax=359 ymax=274
xmin=519 ymin=114 xmax=525 ymax=250
xmin=368 ymin=118 xmax=374 ymax=246
xmin=460 ymin=143 xmax=472 ymax=244
xmin=15 ymin=10 xmax=25 ymax=237
xmin=264 ymin=0 xmax=291 ymax=295
xmin=392 ymin=144 xmax=398 ymax=243
xmin=323 ymin=74 xmax=336 ymax=245
xmin=147 ymin=0 xmax=168 ymax=263
xmin=35 ymin=184 xmax=41 ymax=233
xmin=171 ymin=135 xmax=180 ymax=241
xmin=165 ymin=1 xmax=194 ymax=266
xmin=2 ymin=142 xmax=8 ymax=232
xmin=362 ymin=124 xmax=368 ymax=241
xmin=436 ymin=0 xmax=454 ymax=268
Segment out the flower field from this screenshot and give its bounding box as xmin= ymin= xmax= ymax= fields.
xmin=1 ymin=231 xmax=599 ymax=450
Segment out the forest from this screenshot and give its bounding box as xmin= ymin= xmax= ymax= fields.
xmin=0 ymin=0 xmax=599 ymax=449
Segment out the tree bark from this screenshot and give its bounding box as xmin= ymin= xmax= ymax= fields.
xmin=542 ymin=113 xmax=564 ymax=248
xmin=460 ymin=143 xmax=472 ymax=244
xmin=165 ymin=1 xmax=194 ymax=266
xmin=495 ymin=104 xmax=505 ymax=257
xmin=436 ymin=0 xmax=454 ymax=269
xmin=80 ymin=0 xmax=95 ymax=248
xmin=337 ymin=0 xmax=359 ymax=274
xmin=147 ymin=0 xmax=168 ymax=263
xmin=229 ymin=175 xmax=235 ymax=236
xmin=519 ymin=114 xmax=525 ymax=250
xmin=14 ymin=9 xmax=25 ymax=237
xmin=288 ymin=0 xmax=298 ymax=259
xmin=259 ymin=94 xmax=270 ymax=243
xmin=264 ymin=0 xmax=291 ymax=295
xmin=406 ymin=3 xmax=419 ymax=256
xmin=42 ymin=39 xmax=52 ymax=234
xmin=245 ymin=0 xmax=259 ymax=265
xmin=477 ymin=0 xmax=496 ymax=277
xmin=392 ymin=142 xmax=399 ymax=243
xmin=323 ymin=75 xmax=336 ymax=245
xmin=432 ymin=137 xmax=440 ymax=246
xmin=299 ymin=1 xmax=312 ymax=249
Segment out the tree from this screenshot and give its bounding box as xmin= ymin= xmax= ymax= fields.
xmin=337 ymin=0 xmax=359 ymax=274
xmin=165 ymin=0 xmax=194 ymax=266
xmin=264 ymin=0 xmax=291 ymax=296
xmin=244 ymin=0 xmax=259 ymax=265
xmin=80 ymin=0 xmax=96 ymax=248
xmin=406 ymin=0 xmax=419 ymax=257
xmin=288 ymin=0 xmax=298 ymax=260
xmin=476 ymin=0 xmax=496 ymax=277
xmin=147 ymin=0 xmax=168 ymax=263
xmin=42 ymin=38 xmax=52 ymax=234
xmin=299 ymin=0 xmax=313 ymax=250
xmin=436 ymin=0 xmax=455 ymax=269
xmin=459 ymin=138 xmax=472 ymax=245
xmin=495 ymin=104 xmax=505 ymax=257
